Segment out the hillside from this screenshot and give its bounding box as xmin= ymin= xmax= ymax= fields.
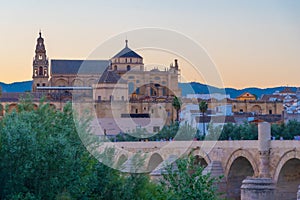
xmin=0 ymin=81 xmax=32 ymax=93
xmin=0 ymin=80 xmax=297 ymax=99
xmin=179 ymin=82 xmax=297 ymax=98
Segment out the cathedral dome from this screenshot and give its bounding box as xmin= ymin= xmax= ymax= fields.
xmin=112 ymin=40 xmax=142 ymax=59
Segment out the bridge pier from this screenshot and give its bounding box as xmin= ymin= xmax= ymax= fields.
xmin=241 ymin=178 xmax=275 ymax=200
xmin=203 ymin=161 xmax=226 ymax=196
xmin=241 ymin=122 xmax=275 ymax=200
xmin=297 ymin=185 xmax=300 ymax=200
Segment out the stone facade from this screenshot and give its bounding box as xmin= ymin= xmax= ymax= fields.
xmin=230 ymin=99 xmax=283 ymax=115
xmin=31 ymin=32 xmax=181 ymax=122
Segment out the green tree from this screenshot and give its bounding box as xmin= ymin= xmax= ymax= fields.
xmin=240 ymin=123 xmax=258 ymax=140
xmin=175 ymin=122 xmax=197 ymax=141
xmin=271 ymin=123 xmax=285 ymax=139
xmin=199 ymin=101 xmax=208 ymax=136
xmin=159 ymin=156 xmax=222 ymax=200
xmin=0 ymin=101 xmax=101 ymax=199
xmin=0 ymin=98 xmax=175 ymax=200
xmin=205 ymin=124 xmax=222 ymax=141
xmin=172 ymin=96 xmax=181 ymax=122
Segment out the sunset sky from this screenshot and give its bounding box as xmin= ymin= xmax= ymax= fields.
xmin=0 ymin=0 xmax=299 ymax=89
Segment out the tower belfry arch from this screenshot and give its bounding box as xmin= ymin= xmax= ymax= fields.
xmin=32 ymin=31 xmax=49 ymax=92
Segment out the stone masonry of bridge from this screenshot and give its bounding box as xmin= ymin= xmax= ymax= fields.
xmin=112 ymin=123 xmax=300 ymax=200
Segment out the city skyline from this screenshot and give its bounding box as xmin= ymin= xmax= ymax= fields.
xmin=1 ymin=0 xmax=300 ymax=89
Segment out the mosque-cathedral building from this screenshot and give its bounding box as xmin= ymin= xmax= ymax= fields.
xmin=0 ymin=32 xmax=290 ymax=129
xmin=30 ymin=31 xmax=181 ymax=124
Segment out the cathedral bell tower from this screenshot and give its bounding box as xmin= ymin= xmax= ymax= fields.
xmin=32 ymin=31 xmax=49 ymax=92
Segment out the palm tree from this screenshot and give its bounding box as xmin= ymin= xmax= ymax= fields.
xmin=199 ymin=101 xmax=208 ymax=136
xmin=172 ymin=96 xmax=181 ymax=122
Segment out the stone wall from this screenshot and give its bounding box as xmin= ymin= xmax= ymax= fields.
xmin=117 ymin=139 xmax=300 ymax=199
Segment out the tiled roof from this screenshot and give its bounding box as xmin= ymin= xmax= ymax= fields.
xmin=91 ymin=118 xmax=164 ymax=135
xmin=280 ymin=87 xmax=295 ymax=94
xmin=261 ymin=94 xmax=287 ymax=101
xmin=195 ymin=116 xmax=236 ymax=123
xmin=237 ymin=92 xmax=255 ymax=98
xmin=250 ymin=115 xmax=282 ymax=123
xmin=51 ymin=60 xmax=109 ymax=75
xmin=112 ymin=47 xmax=142 ymax=59
xmin=98 ymin=70 xmax=127 ymax=84
xmin=0 ymin=92 xmax=45 ymax=102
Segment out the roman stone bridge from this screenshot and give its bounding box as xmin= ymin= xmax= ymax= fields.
xmin=109 ymin=123 xmax=300 ymax=200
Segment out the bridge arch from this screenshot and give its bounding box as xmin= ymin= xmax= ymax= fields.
xmin=189 ymin=148 xmax=211 ymax=167
xmin=147 ymin=153 xmax=163 ymax=172
xmin=8 ymin=103 xmax=18 ymax=112
xmin=273 ymin=150 xmax=300 ymax=182
xmin=49 ymin=104 xmax=56 ymax=110
xmin=225 ymin=149 xmax=259 ymax=178
xmin=273 ymin=150 xmax=300 ymax=199
xmin=276 ymin=158 xmax=300 ymax=199
xmin=115 ymin=154 xmax=128 ymax=169
xmin=33 ymin=103 xmax=38 ymax=110
xmin=225 ymin=149 xmax=259 ymax=200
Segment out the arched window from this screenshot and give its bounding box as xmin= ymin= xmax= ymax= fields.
xmin=39 ymin=67 xmax=43 ymax=76
xmin=121 ymin=96 xmax=124 ymax=101
xmin=110 ymin=95 xmax=114 ymax=101
xmin=128 ymin=82 xmax=134 ymax=95
xmin=162 ymin=88 xmax=166 ymax=96
xmin=114 ymin=65 xmax=118 ymax=71
xmin=127 ymin=65 xmax=131 ymax=71
xmin=150 ymin=87 xmax=157 ymax=96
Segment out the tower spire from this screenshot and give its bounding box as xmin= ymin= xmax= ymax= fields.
xmin=125 ymin=38 xmax=128 ymax=48
xmin=32 ymin=31 xmax=49 ymax=92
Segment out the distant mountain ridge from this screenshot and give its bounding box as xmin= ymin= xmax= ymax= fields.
xmin=0 ymin=81 xmax=32 ymax=93
xmin=0 ymin=80 xmax=297 ymax=99
xmin=179 ymin=82 xmax=297 ymax=99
